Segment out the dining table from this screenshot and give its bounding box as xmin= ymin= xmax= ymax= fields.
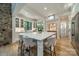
xmin=19 ymin=32 xmax=56 ymax=56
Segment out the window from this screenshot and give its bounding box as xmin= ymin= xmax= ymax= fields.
xmin=33 ymin=21 xmax=37 ymax=28
xmin=48 ymin=15 xmax=55 ymax=20
xmin=37 ymin=20 xmax=44 ymax=32
xmin=24 ymin=21 xmax=32 ymax=30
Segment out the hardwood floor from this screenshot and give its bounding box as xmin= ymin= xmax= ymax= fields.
xmin=55 ymin=37 xmax=78 ymax=56
xmin=0 ymin=42 xmax=18 ymax=56
xmin=0 ymin=37 xmax=78 ymax=56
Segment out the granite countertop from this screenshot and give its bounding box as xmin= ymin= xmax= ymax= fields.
xmin=19 ymin=32 xmax=56 ymax=40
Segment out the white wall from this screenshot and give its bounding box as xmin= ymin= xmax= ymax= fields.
xmin=68 ymin=4 xmax=79 ymax=41
xmin=12 ymin=15 xmax=26 ymax=43
xmin=71 ymin=4 xmax=79 ymax=18
xmin=12 ymin=4 xmax=46 ymax=43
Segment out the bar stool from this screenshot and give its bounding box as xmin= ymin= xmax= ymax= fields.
xmin=22 ymin=36 xmax=36 ymax=56
xmin=18 ymin=38 xmax=23 ymax=56
xmin=44 ymin=35 xmax=56 ymax=56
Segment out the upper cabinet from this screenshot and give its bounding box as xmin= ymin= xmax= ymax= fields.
xmin=15 ymin=18 xmax=19 ymax=27
xmin=15 ymin=17 xmax=25 ymax=32
xmin=15 ymin=18 xmax=24 ymax=28
xmin=21 ymin=19 xmax=24 ymax=27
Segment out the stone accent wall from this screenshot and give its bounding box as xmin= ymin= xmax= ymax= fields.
xmin=0 ymin=3 xmax=12 ymax=45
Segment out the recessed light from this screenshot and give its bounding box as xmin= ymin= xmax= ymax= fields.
xmin=44 ymin=7 xmax=47 ymax=10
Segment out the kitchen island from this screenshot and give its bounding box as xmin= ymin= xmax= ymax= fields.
xmin=19 ymin=32 xmax=56 ymax=56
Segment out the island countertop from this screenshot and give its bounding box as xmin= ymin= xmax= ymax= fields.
xmin=19 ymin=32 xmax=56 ymax=40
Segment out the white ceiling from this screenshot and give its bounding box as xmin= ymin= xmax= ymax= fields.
xmin=13 ymin=3 xmax=72 ymax=19
xmin=25 ymin=3 xmax=71 ymax=18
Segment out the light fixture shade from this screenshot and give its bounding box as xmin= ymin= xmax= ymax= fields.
xmin=48 ymin=15 xmax=54 ymax=20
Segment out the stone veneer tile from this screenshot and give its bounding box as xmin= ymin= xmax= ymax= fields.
xmin=0 ymin=3 xmax=12 ymax=45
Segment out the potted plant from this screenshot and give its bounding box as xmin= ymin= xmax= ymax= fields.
xmin=37 ymin=24 xmax=43 ymax=33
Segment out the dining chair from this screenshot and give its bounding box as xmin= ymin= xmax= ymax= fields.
xmin=18 ymin=38 xmax=24 ymax=56
xmin=44 ymin=34 xmax=56 ymax=56
xmin=22 ymin=36 xmax=36 ymax=56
